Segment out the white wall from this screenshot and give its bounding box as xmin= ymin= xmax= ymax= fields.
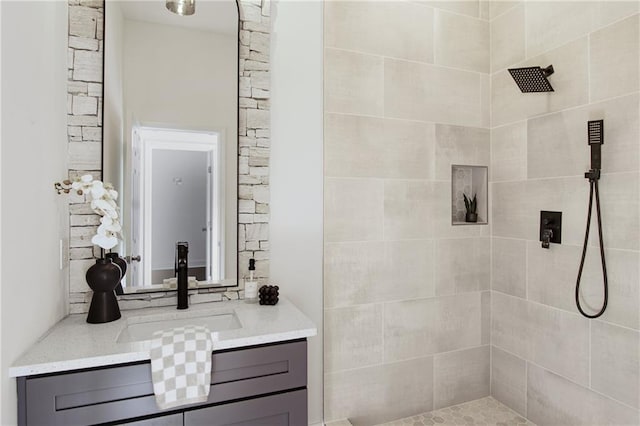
xmin=0 ymin=1 xmax=69 ymax=424
xmin=270 ymin=1 xmax=324 ymax=424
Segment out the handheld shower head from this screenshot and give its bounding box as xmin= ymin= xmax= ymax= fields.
xmin=588 ymin=119 xmax=604 ymax=145
xmin=508 ymin=65 xmax=555 ymax=93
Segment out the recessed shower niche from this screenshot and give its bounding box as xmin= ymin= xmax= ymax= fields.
xmin=451 ymin=165 xmax=488 ymax=225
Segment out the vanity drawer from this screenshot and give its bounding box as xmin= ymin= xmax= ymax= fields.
xmin=184 ymin=388 xmax=307 ymax=426
xmin=19 ymin=339 xmax=307 ymax=426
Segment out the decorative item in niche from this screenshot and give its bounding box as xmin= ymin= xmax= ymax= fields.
xmin=463 ymin=193 xmax=478 ymax=223
xmin=451 ymin=165 xmax=488 ymax=225
xmin=56 ymin=175 xmax=124 ymax=323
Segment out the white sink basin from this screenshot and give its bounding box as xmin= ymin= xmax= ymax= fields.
xmin=117 ymin=309 xmax=241 ymax=343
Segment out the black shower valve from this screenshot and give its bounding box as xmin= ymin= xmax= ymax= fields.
xmin=540 ymin=211 xmax=562 ymax=249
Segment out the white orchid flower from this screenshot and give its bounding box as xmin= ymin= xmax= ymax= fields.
xmin=92 ymin=234 xmax=118 ymax=250
xmin=65 ymin=174 xmax=122 ymax=250
xmin=90 ymin=180 xmax=105 ymax=199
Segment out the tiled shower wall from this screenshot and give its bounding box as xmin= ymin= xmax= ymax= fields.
xmin=323 ymin=2 xmax=492 ymax=423
xmin=489 ymin=1 xmax=640 ymax=424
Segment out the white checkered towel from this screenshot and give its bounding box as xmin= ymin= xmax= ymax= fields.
xmin=150 ymin=325 xmax=213 ymax=410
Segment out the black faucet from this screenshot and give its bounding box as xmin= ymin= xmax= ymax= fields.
xmin=175 ymin=242 xmax=189 ymax=310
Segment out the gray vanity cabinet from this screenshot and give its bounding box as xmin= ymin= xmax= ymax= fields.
xmin=17 ymin=339 xmax=307 ymax=426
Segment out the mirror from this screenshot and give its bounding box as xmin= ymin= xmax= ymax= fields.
xmin=103 ymin=0 xmax=239 ymax=291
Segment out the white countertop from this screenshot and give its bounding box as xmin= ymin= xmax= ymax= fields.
xmin=10 ymin=298 xmax=317 ymax=377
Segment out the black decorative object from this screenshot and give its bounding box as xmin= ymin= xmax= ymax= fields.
xmin=463 ymin=193 xmax=478 ymax=223
xmin=258 ymin=285 xmax=279 ymax=306
xmin=106 ymin=252 xmax=127 ymax=295
xmin=86 ymin=258 xmax=122 ymax=324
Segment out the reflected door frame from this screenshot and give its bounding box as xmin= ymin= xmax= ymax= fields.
xmin=131 ymin=126 xmax=225 ymax=287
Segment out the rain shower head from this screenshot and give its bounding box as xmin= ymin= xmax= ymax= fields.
xmin=508 ymin=65 xmax=555 ymax=93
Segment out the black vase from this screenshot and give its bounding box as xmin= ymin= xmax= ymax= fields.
xmin=106 ymin=252 xmax=127 ymax=295
xmin=465 ymin=212 xmax=478 ymax=223
xmin=86 ymin=258 xmax=122 ymax=324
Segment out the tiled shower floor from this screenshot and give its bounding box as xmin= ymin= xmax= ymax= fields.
xmin=378 ymin=397 xmax=536 ymax=426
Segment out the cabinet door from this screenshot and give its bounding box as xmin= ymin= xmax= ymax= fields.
xmin=184 ymin=389 xmax=307 ymax=426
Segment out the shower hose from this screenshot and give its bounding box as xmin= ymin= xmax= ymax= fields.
xmin=575 ymin=178 xmax=608 ymax=318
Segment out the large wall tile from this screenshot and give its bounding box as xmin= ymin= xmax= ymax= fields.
xmin=324 ymin=114 xmax=436 ymax=179
xmin=385 ymin=58 xmax=484 ymax=127
xmin=527 ymin=242 xmax=639 ymax=329
xmin=525 ymin=1 xmax=593 ymax=58
xmin=527 ymin=301 xmax=590 ymax=386
xmin=490 ymin=3 xmax=524 ymax=72
xmin=434 ymin=346 xmax=490 ymax=409
xmin=481 ymin=291 xmax=491 ymax=344
xmin=491 ymin=291 xmax=529 ymax=359
xmin=435 ymin=237 xmax=490 ymax=296
xmin=489 ymin=1 xmax=519 ymax=20
xmin=324 ymin=357 xmax=434 ymax=425
xmin=491 ymin=237 xmax=526 ymax=298
xmin=423 ymin=0 xmax=480 ymax=18
xmin=527 ymin=363 xmax=640 ymax=426
xmin=435 ymin=124 xmax=490 ymax=180
xmin=590 ymin=14 xmax=639 ymax=102
xmin=492 ymin=38 xmax=588 ymax=127
xmin=592 ymin=1 xmax=639 ymax=30
xmin=491 ymin=181 xmax=529 ymax=240
xmin=491 ymin=121 xmax=527 ymax=182
xmin=386 ymin=239 xmax=437 ymax=302
xmin=490 ymin=345 xmax=527 ymax=416
xmin=325 ymin=178 xmax=384 ymax=242
xmin=325 ymin=240 xmax=436 ymax=309
xmin=324 ymin=1 xmax=434 ymax=63
xmin=324 ymin=241 xmax=386 ymax=309
xmin=434 ymin=10 xmax=489 ymax=73
xmin=591 ymin=321 xmax=640 ymax=409
xmin=385 ymin=293 xmax=483 ymax=361
xmin=324 ymin=304 xmax=383 ymax=373
xmin=384 ymin=180 xmax=434 ymax=240
xmin=594 ymin=172 xmax=639 ymax=251
xmin=527 ymin=93 xmax=639 ymax=179
xmin=325 ymin=48 xmax=383 ymax=116
xmin=582 ymin=248 xmax=639 ymax=330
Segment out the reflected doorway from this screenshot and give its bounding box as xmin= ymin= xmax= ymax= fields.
xmin=130 ymin=127 xmax=225 ymax=287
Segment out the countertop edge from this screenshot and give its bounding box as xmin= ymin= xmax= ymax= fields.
xmin=10 ymin=298 xmax=318 ymax=378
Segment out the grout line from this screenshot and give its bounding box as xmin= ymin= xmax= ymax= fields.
xmin=587 ymin=32 xmax=592 ymax=104
xmin=490 ymin=169 xmax=639 ymax=184
xmin=325 ymin=46 xmax=490 ymax=77
xmin=524 ymin=361 xmax=529 ymax=418
xmin=325 ymin=290 xmax=492 ymax=313
xmin=326 ymin=344 xmax=491 ymax=376
xmin=381 ymin=302 xmax=386 ymax=364
xmin=588 ymin=319 xmax=592 ymax=388
xmin=524 ymin=238 xmax=529 ymax=300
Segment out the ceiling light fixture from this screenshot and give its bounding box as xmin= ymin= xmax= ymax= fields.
xmin=166 ymin=0 xmax=195 ymax=16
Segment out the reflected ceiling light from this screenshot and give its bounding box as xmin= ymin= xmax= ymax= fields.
xmin=166 ymin=0 xmax=195 ymax=16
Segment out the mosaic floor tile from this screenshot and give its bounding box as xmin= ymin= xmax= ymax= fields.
xmin=377 ymin=397 xmax=535 ymax=426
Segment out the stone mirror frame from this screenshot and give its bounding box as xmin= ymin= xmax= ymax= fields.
xmin=66 ymin=0 xmax=270 ymax=314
